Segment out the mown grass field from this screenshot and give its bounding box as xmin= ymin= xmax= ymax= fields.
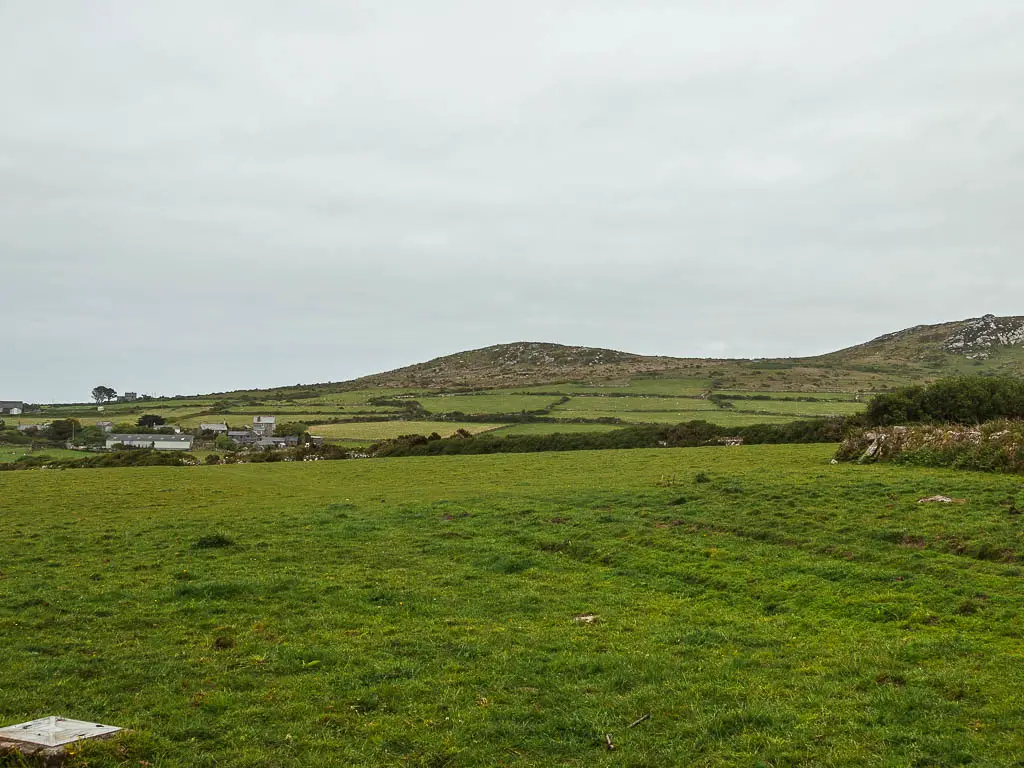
xmin=2 ymin=446 xmax=1024 ymax=766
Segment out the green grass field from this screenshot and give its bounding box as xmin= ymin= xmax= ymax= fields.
xmin=417 ymin=394 xmax=563 ymax=415
xmin=2 ymin=446 xmax=1024 ymax=766
xmin=306 ymin=421 xmax=504 ymax=441
xmin=0 ymin=447 xmax=88 ymax=463
xmin=489 ymin=423 xmax=623 ymax=437
xmin=544 ymin=395 xmax=864 ymax=426
xmin=553 ymin=396 xmax=721 ymax=414
xmin=512 ymin=378 xmax=712 ymax=396
xmin=717 ymin=390 xmax=863 ymax=401
xmin=541 ymin=410 xmax=800 ymax=426
xmin=723 ymin=399 xmax=867 ymax=418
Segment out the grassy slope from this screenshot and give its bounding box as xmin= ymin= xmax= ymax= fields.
xmin=2 ymin=446 xmax=1024 ymax=766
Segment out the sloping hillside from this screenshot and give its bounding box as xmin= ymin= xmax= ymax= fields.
xmin=805 ymin=314 xmax=1024 ymax=377
xmin=348 ymin=342 xmax=703 ymax=389
xmin=350 ymin=316 xmax=1024 ymax=392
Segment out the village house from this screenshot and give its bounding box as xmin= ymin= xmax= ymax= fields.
xmin=96 ymin=421 xmax=114 ymax=433
xmin=106 ymin=433 xmax=194 ymax=451
xmin=252 ymin=416 xmax=276 ymax=437
xmin=0 ymin=401 xmax=25 ymax=415
xmin=199 ymin=422 xmax=230 ymax=434
xmin=228 ymin=430 xmax=257 ymax=446
xmin=257 ymin=435 xmax=299 ymax=450
xmin=117 ymin=392 xmax=138 ymax=403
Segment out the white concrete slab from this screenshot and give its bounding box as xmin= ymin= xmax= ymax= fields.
xmin=0 ymin=716 xmax=121 ymax=747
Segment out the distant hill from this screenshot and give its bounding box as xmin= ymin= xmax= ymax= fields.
xmin=117 ymin=314 xmax=1024 ymax=404
xmin=348 ymin=342 xmax=697 ymax=389
xmin=345 ymin=315 xmax=1024 ymax=392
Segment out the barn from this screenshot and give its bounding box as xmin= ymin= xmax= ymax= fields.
xmin=105 ymin=434 xmax=194 ymax=451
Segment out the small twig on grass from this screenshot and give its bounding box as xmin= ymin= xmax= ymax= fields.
xmin=604 ymin=734 xmax=616 ymax=751
xmin=628 ymin=713 xmax=650 ymax=729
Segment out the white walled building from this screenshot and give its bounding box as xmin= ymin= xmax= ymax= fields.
xmin=106 ymin=434 xmax=194 ymax=451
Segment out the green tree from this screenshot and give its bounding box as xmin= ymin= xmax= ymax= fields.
xmin=46 ymin=419 xmax=81 ymax=441
xmin=91 ymin=386 xmax=117 ymax=403
xmin=214 ymin=434 xmax=237 ymax=451
xmin=77 ymin=426 xmax=107 ymax=447
xmin=274 ymin=422 xmax=308 ymax=438
xmin=137 ymin=414 xmax=166 ymax=429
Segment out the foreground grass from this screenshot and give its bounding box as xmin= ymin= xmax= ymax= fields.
xmin=2 ymin=446 xmax=1024 ymax=766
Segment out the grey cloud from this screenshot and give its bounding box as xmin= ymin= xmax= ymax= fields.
xmin=2 ymin=1 xmax=1023 ymax=401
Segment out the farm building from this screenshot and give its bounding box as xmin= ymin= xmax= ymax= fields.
xmin=199 ymin=423 xmax=229 ymax=434
xmin=106 ymin=434 xmax=194 ymax=451
xmin=257 ymin=435 xmax=299 ymax=449
xmin=228 ymin=430 xmax=257 ymax=445
xmin=252 ymin=416 xmax=276 ymax=436
xmin=96 ymin=421 xmax=114 ymax=433
xmin=0 ymin=401 xmax=25 ymax=415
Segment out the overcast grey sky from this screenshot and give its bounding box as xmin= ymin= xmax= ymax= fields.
xmin=3 ymin=1 xmax=1022 ymax=402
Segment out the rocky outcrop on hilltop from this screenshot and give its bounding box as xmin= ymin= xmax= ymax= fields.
xmin=943 ymin=315 xmax=1024 ymax=358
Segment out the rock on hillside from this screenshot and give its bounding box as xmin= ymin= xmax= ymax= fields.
xmin=811 ymin=314 xmax=1024 ymax=368
xmin=943 ymin=315 xmax=1024 ymax=358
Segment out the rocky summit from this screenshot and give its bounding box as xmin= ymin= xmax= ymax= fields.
xmin=942 ymin=314 xmax=1024 ymax=358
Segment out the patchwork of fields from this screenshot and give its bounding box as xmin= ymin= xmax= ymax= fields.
xmin=2 ymin=446 xmax=1022 ymax=766
xmin=15 ymin=378 xmax=866 ymax=445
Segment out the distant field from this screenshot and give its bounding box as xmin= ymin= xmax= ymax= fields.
xmin=718 ymin=390 xmax=863 ymax=401
xmin=546 ymin=393 xmax=865 ymax=424
xmin=0 ymin=446 xmax=88 ymax=463
xmin=553 ymin=396 xmax=720 ymax=414
xmin=417 ymin=394 xmax=561 ymax=415
xmin=512 ymin=378 xmax=712 ymax=396
xmin=306 ymin=421 xmax=504 ymax=441
xmin=544 ymin=410 xmax=801 ymax=426
xmin=175 ymin=411 xmax=403 ymax=428
xmin=490 ymin=422 xmax=623 ymax=436
xmin=724 ymin=399 xmax=866 ymax=417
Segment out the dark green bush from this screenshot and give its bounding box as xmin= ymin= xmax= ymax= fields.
xmin=867 ymin=376 xmax=1024 ymax=426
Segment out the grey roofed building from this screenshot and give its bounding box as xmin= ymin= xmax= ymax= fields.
xmin=199 ymin=422 xmax=230 ymax=433
xmin=227 ymin=430 xmax=257 ymax=444
xmin=96 ymin=421 xmax=114 ymax=433
xmin=252 ymin=415 xmax=276 ymax=437
xmin=0 ymin=401 xmax=25 ymax=414
xmin=106 ymin=433 xmax=194 ymax=451
xmin=257 ymin=435 xmax=299 ymax=449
